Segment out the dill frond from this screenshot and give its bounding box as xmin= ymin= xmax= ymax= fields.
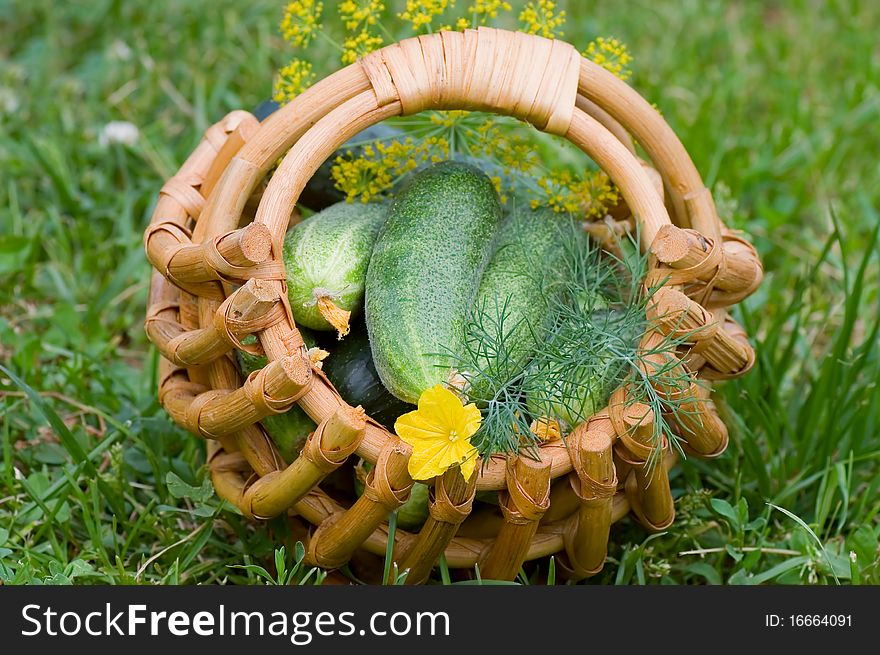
xmin=455 ymin=293 xmax=544 ymax=459
xmin=446 ymin=215 xmax=703 ymax=467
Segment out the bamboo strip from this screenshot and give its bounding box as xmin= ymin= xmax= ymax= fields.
xmin=651 ymin=224 xmax=717 ymax=270
xmin=479 ymin=455 xmax=552 ymax=581
xmin=614 ymin=426 xmax=675 ymax=532
xmin=636 ymin=326 xmax=728 ymax=456
xmin=144 ymin=113 xmax=250 ymax=302
xmin=397 ymin=466 xmax=477 ymax=584
xmin=564 ymin=423 xmax=616 ymax=578
xmin=209 ymin=441 xmax=671 ymax=570
xmin=668 ymin=380 xmax=729 ymax=457
xmin=206 ymin=440 xmax=251 ymax=517
xmin=648 ymin=286 xmax=753 ymax=376
xmin=194 ymin=285 xmax=286 ymax=476
xmin=306 ymin=440 xmax=413 ymax=570
xmin=700 ymin=313 xmax=756 ymax=380
xmin=650 ymin=223 xmax=762 ymax=300
xmin=152 ymin=221 xmax=277 ymax=288
xmin=146 ymin=278 xmax=284 ymax=367
xmin=178 ymin=120 xmax=285 ymax=478
xmin=200 ymin=116 xmax=261 ymax=199
xmin=565 ymin=109 xmax=669 ymax=246
xmin=244 ymin=405 xmax=366 ymax=519
xmin=194 ymin=66 xmax=372 ymax=249
xmin=637 ymin=329 xmax=691 ymax=396
xmin=186 ymin=355 xmax=312 ymax=438
xmin=577 ymin=58 xmax=716 ymax=238
xmin=575 ymin=95 xmax=636 ymax=154
xmin=146 ymin=113 xmax=275 ymax=478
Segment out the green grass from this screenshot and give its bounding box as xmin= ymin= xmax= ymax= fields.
xmin=1 ymin=0 xmax=878 ymax=585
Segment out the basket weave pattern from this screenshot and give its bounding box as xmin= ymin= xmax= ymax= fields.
xmin=143 ymin=27 xmax=762 ymax=582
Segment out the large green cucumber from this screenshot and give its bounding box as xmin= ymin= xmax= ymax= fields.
xmin=465 ymin=207 xmax=563 ymax=402
xmin=365 ymin=162 xmax=503 ymax=403
xmin=283 ymin=201 xmax=386 ymax=337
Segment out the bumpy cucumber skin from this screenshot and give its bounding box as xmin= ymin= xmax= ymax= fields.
xmin=237 ymin=333 xmax=317 ymax=462
xmin=467 ymin=207 xmax=562 ymax=401
xmin=365 ymin=162 xmax=502 ymax=403
xmin=283 ymin=201 xmax=387 ymax=332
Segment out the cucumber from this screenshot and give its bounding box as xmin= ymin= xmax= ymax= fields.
xmin=321 ymin=322 xmax=414 ymax=428
xmin=283 ymin=200 xmax=386 ymax=338
xmin=236 ymin=333 xmax=319 ymax=462
xmin=465 ymin=207 xmax=563 ymax=402
xmin=365 ymin=161 xmax=503 ymax=403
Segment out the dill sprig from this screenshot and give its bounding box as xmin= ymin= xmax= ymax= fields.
xmin=451 ymin=216 xmax=703 ymax=470
xmin=455 ymin=294 xmax=546 ymax=458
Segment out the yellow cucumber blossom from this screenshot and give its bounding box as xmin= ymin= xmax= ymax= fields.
xmin=395 ymin=384 xmax=481 ymax=481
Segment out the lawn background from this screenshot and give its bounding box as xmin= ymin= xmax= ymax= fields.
xmin=1 ymin=0 xmax=878 ymax=584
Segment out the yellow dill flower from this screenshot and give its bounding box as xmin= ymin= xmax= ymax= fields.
xmin=422 ymin=135 xmax=451 ymax=161
xmin=272 ymin=58 xmax=315 ymax=104
xmin=572 ymin=170 xmax=619 ymax=218
xmin=519 ymin=0 xmax=565 ymax=39
xmin=455 ymin=16 xmax=470 ymax=30
xmin=583 ymin=36 xmax=633 ymax=81
xmin=531 ymin=169 xmax=618 ymax=218
xmin=429 ymin=109 xmax=470 ymax=128
xmin=341 ymin=29 xmax=384 ymax=64
xmin=338 ymin=0 xmax=384 ymax=32
xmin=330 ymin=154 xmax=391 ymax=202
xmin=468 ymin=0 xmax=511 ymax=23
xmin=471 ymin=118 xmax=537 ymax=175
xmin=280 ymin=0 xmax=323 ymax=48
xmin=395 ymin=384 xmax=481 ymax=481
xmin=489 ymin=175 xmax=507 ymax=203
xmin=330 ymin=136 xmax=451 ymax=202
xmin=399 ymin=0 xmax=452 ymax=31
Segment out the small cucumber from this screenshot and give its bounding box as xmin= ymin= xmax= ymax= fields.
xmin=283 ymin=201 xmax=386 ymax=338
xmin=365 ymin=161 xmax=503 ymax=403
xmin=465 ymin=207 xmax=563 ymax=402
xmin=236 ymin=333 xmax=320 ymax=462
xmin=321 ymin=322 xmax=414 ymax=428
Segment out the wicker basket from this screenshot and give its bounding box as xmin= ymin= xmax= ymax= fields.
xmin=143 ymin=27 xmax=762 ymax=583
